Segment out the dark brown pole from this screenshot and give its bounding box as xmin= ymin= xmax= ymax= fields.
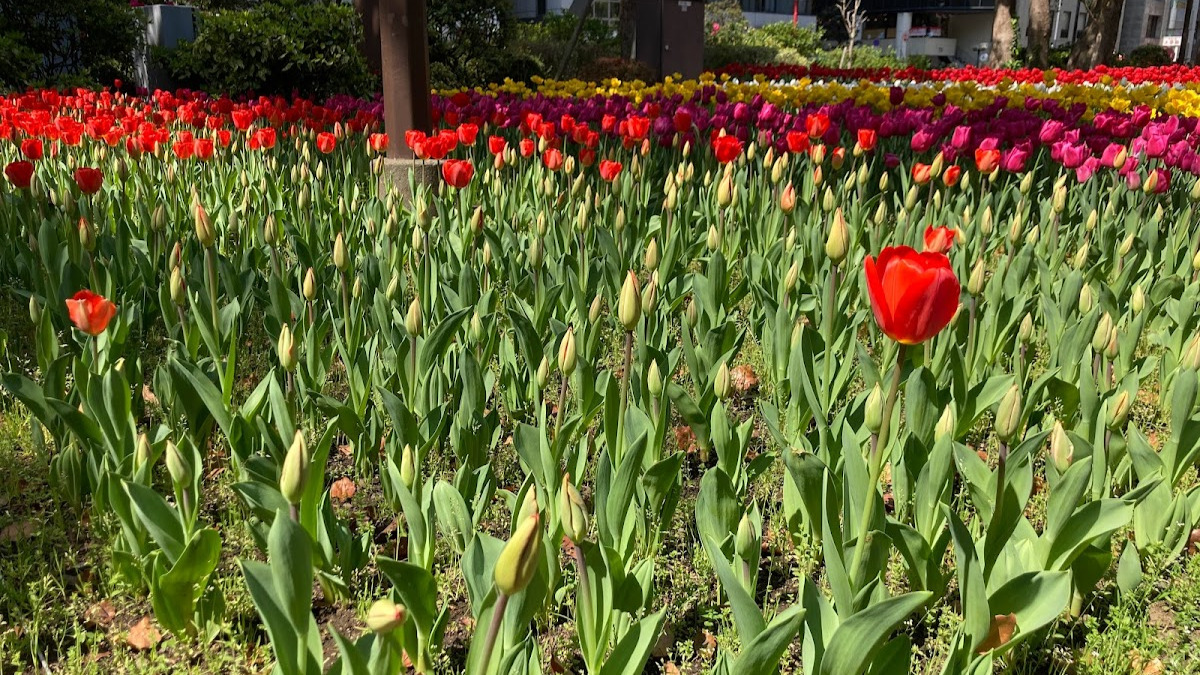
xmin=380 ymin=0 xmax=433 ymax=159
xmin=354 ymin=0 xmax=382 ymax=74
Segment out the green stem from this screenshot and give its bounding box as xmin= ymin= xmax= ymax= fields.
xmin=479 ymin=591 xmax=509 ymax=671
xmin=340 ymin=272 xmax=352 ymax=348
xmin=572 ymin=544 xmax=595 ymax=669
xmin=617 ymin=330 xmax=633 ymax=462
xmin=823 ymin=264 xmax=839 ymax=410
xmin=206 ymin=247 xmax=219 ymax=335
xmin=554 ymin=377 xmax=570 ymax=449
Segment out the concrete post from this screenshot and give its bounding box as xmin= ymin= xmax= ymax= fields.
xmin=896 ymin=12 xmax=913 ymax=59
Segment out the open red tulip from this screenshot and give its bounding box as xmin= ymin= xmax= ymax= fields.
xmin=66 ymin=290 xmax=117 ymax=336
xmin=923 ymin=226 xmax=959 ymax=254
xmin=864 ymin=246 xmax=960 ymax=345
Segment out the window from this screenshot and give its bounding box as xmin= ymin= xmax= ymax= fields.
xmin=1058 ymin=11 xmax=1071 ymax=38
xmin=1146 ymin=14 xmax=1161 ymax=38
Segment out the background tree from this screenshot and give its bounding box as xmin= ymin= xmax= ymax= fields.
xmin=837 ymin=0 xmax=865 ymax=67
xmin=1027 ymin=0 xmax=1051 ymax=67
xmin=988 ymin=0 xmax=1016 ymax=66
xmin=1067 ymin=0 xmax=1124 ymax=67
xmin=0 ymin=0 xmax=142 ymax=89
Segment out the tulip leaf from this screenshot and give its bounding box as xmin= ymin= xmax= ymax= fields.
xmin=729 ymin=604 xmax=806 ymax=675
xmin=945 ymin=506 xmax=990 ymax=651
xmin=241 ymin=559 xmax=302 ymax=675
xmin=418 ymin=307 xmax=470 ymax=373
xmin=983 ymin=570 xmax=1071 ymax=655
xmin=704 ymin=534 xmax=765 ymax=643
xmin=268 ymin=508 xmax=314 ymax=629
xmin=153 ymin=528 xmax=222 ymax=635
xmin=377 ymin=556 xmax=439 ymax=637
xmin=818 ymin=591 xmax=932 ymax=675
xmin=597 ymin=609 xmax=666 ymax=675
xmin=1046 ymin=498 xmax=1134 ymax=570
xmin=124 ymin=481 xmax=186 ymax=565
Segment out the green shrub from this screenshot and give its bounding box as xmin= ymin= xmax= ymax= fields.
xmin=703 ymin=2 xmax=825 ymax=68
xmin=512 ymin=12 xmax=619 ymax=80
xmin=1128 ymin=44 xmax=1171 ymax=66
xmin=576 ymin=57 xmax=657 ymax=83
xmin=814 ymin=45 xmax=908 ymax=69
xmin=427 ymin=0 xmax=519 ymax=88
xmin=0 ymin=0 xmax=143 ymax=90
xmin=756 ymin=22 xmax=824 ymax=55
xmin=158 ymin=0 xmax=373 ymax=98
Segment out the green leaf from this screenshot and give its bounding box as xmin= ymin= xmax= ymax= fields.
xmin=418 ymin=307 xmax=470 ymax=373
xmin=1045 ymin=499 xmax=1134 ymax=570
xmin=153 ymin=528 xmax=222 ymax=635
xmin=703 ymin=534 xmax=765 ymax=643
xmin=729 ymin=605 xmax=806 ymax=675
xmin=377 ymin=557 xmax=439 ymax=637
xmin=984 ymin=570 xmax=1071 ymax=654
xmin=124 ymin=481 xmax=186 ymax=564
xmin=268 ymin=509 xmax=313 ymax=628
xmin=819 ymin=591 xmax=932 ymax=675
xmin=945 ymin=507 xmax=989 ymax=651
xmin=597 ymin=609 xmax=666 ymax=675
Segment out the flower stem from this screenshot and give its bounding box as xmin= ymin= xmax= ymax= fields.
xmin=823 ymin=263 xmax=839 ymax=409
xmin=479 ymin=591 xmax=509 ymax=671
xmin=205 ymin=248 xmax=219 ymax=336
xmin=554 ymin=377 xmax=570 ymax=449
xmin=617 ymin=330 xmax=634 ymax=462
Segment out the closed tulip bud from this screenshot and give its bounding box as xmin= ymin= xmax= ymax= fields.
xmin=1079 ymin=285 xmax=1095 ymax=314
xmin=613 ymin=205 xmax=626 ymax=233
xmin=1143 ymin=170 xmax=1159 ymax=194
xmin=930 ymin=151 xmax=945 ymax=178
xmin=1093 ymin=313 xmax=1113 ymax=353
xmin=856 ymin=163 xmax=870 ymax=187
xmin=352 ymin=277 xmax=363 ymax=299
xmin=878 ymin=172 xmax=889 ymax=191
xmin=280 ymin=430 xmax=309 ymax=504
xmin=1083 ymin=209 xmax=1098 ymax=232
xmin=1183 ymin=334 xmax=1200 ymax=370
xmin=536 ymin=355 xmax=550 ymax=390
xmin=1050 ymin=420 xmax=1073 ymax=472
xmin=864 ymin=384 xmax=884 ymax=434
xmin=528 ymin=237 xmax=543 ymax=268
xmin=935 ymin=406 xmax=957 ymax=442
xmin=645 ymin=239 xmax=659 ymax=272
xmin=648 ymin=361 xmax=664 ymax=396
xmin=588 ymin=295 xmax=604 ymax=324
xmin=400 ymin=444 xmax=416 ymax=489
xmin=575 ymin=202 xmax=589 ymax=233
xmin=331 ymin=234 xmax=349 ymax=272
xmin=1116 ymin=233 xmax=1134 ymax=258
xmin=1105 ymin=325 xmax=1119 ymax=360
xmin=821 ymin=186 xmax=835 ymax=212
xmin=735 ymin=512 xmax=757 ymax=559
xmin=299 ymin=268 xmax=316 ymax=302
xmin=1193 ymin=250 xmax=1200 ymax=273
xmin=366 ymin=599 xmax=406 ymax=634
xmin=707 ymin=224 xmax=722 ymax=251
xmin=1131 ymin=285 xmax=1145 ymax=314
xmin=786 ymin=227 xmax=797 ymax=251
xmin=167 ymin=266 xmax=186 ymax=306
xmin=811 ymin=144 xmax=826 ymax=165
xmin=770 ymin=155 xmax=785 ymax=184
xmin=1107 ymin=391 xmax=1131 ymax=430
xmin=717 ymin=173 xmax=734 ymax=208
xmin=813 ymin=165 xmax=823 ymax=185
xmin=665 ymin=185 xmax=678 ymax=211
xmin=1019 ymin=172 xmax=1033 ymax=194
xmin=791 ymin=319 xmax=804 ymax=347
xmin=714 ymin=362 xmax=732 ymax=401
xmin=685 ymin=298 xmax=699 ymax=328
xmin=904 ymin=185 xmax=919 ymax=212
xmin=785 ymin=261 xmax=799 ymax=293
xmin=28 ymin=296 xmax=40 ymax=325
xmin=277 ymin=324 xmax=297 ymax=371
xmin=1190 ymin=178 xmax=1200 ymax=201
xmin=557 ymin=327 xmax=577 ymax=377
xmin=780 ymin=182 xmax=796 ymax=213
xmin=873 ymin=202 xmax=887 ymax=227
xmin=825 ymin=208 xmax=849 ymax=264
xmin=1024 ymin=224 xmax=1039 ymax=247
xmin=1072 ymin=242 xmax=1089 ymax=270
xmin=483 ymin=241 xmax=493 ymax=267
xmin=642 ymin=274 xmax=658 ymax=311
xmin=968 ymin=259 xmax=986 ymax=296
xmin=560 ymin=475 xmax=588 ymax=543
xmin=467 ymin=312 xmax=483 ymax=345
xmin=151 ymin=204 xmax=166 ymax=231
xmin=404 ymin=297 xmax=423 ymax=337
xmin=78 ymin=218 xmax=95 ymax=252
xmin=1052 ymin=185 xmax=1067 ymax=214
xmin=996 ymin=384 xmax=1023 ymax=442
xmin=1019 ymin=314 xmax=1034 ymax=343
xmin=135 ymin=433 xmax=152 ymax=471
xmin=166 ymin=440 xmax=192 ymax=487
xmin=385 ymin=275 xmax=400 ymax=302
xmin=263 ymin=215 xmax=278 ymax=247
xmin=618 ymin=271 xmax=642 ymax=331
xmin=495 ymin=512 xmax=541 ymax=596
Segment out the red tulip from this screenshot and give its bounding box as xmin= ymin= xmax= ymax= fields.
xmin=74 ymin=167 xmax=103 ymax=194
xmin=857 ymin=128 xmax=878 ymax=152
xmin=785 ymin=130 xmax=810 ymax=154
xmin=196 ymin=138 xmax=215 ymax=161
xmin=625 ymin=115 xmax=650 ymax=141
xmin=316 ymin=132 xmax=336 ymax=154
xmin=487 ymin=135 xmax=507 ymax=155
xmin=368 ymin=133 xmax=389 ymax=153
xmin=975 ymin=148 xmax=1000 ymax=174
xmin=20 ymin=138 xmax=43 ymax=160
xmin=172 ymin=138 xmax=196 ymax=160
xmin=457 ymin=123 xmax=479 ymax=146
xmin=942 ymin=165 xmax=962 ymax=187
xmin=579 ymin=147 xmax=596 ymax=167
xmin=542 ymin=148 xmax=563 ymax=171
xmin=404 ymin=130 xmax=427 ymax=152
xmin=864 ymin=246 xmax=960 ymax=345
xmin=923 ymin=226 xmax=958 ymax=253
xmin=712 ymin=135 xmax=743 ymax=164
xmin=65 ymin=290 xmax=117 ymax=336
xmin=442 ymin=159 xmax=474 ymax=188
xmin=231 ymin=109 xmax=255 ymax=131
xmin=519 ymin=137 xmax=535 ymax=158
xmin=598 ymin=159 xmax=623 ymax=182
xmin=5 ymin=161 xmax=34 ymax=189
xmin=805 ymin=113 xmax=830 ymax=139
xmin=911 ymin=163 xmax=932 ymax=186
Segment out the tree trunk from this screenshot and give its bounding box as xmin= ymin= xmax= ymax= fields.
xmin=1028 ymin=0 xmax=1052 ymax=67
xmin=1067 ymin=0 xmax=1124 ymax=67
xmin=619 ymin=0 xmax=637 ymax=59
xmin=1181 ymin=0 xmax=1196 ymax=62
xmin=989 ymin=0 xmax=1016 ymax=66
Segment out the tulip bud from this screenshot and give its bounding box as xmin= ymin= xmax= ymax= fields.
xmin=967 ymin=259 xmax=986 ymax=296
xmin=1143 ymin=170 xmax=1159 ymax=194
xmin=707 ymin=224 xmax=722 ymax=251
xmin=560 ymin=475 xmax=588 ymax=543
xmin=821 ymin=186 xmax=835 ymax=212
xmin=1072 ymin=242 xmax=1089 ymax=270
xmin=400 ymin=444 xmax=416 ymax=489
xmin=495 ymin=512 xmax=541 ymax=596
xmin=780 ymin=182 xmax=796 ymax=213
xmin=1079 ymin=285 xmax=1095 ymax=314
xmin=330 ymin=234 xmax=349 ymax=273
xmin=406 ymin=297 xmax=423 ymax=337
xmin=558 ymin=327 xmax=577 ymax=377
xmin=1049 ymin=420 xmax=1073 ymax=472
xmin=1018 ymin=314 xmax=1034 ymax=343
xmin=1052 ymin=185 xmax=1067 ymax=214
xmin=135 ymin=432 xmax=153 ymax=471
xmin=996 ymin=384 xmax=1023 ymax=442
xmin=1019 ymin=173 xmax=1033 ymax=194
xmin=1092 ymin=313 xmax=1113 ymax=353
xmin=28 ymin=296 xmax=40 ymax=325
xmin=618 ymin=271 xmax=642 ymax=331
xmin=589 ymin=295 xmax=604 ymax=324
xmin=825 ymin=209 xmax=849 ymax=265
xmin=1107 ymin=391 xmax=1131 ymax=430
xmin=714 ymin=362 xmax=732 ymax=401
xmin=904 ymin=185 xmax=919 ymax=212
xmin=78 ymin=218 xmax=95 ymax=252
xmin=648 ymin=361 xmax=664 ymax=397
xmin=280 ymin=430 xmax=310 ymax=504
xmin=786 ymin=227 xmax=797 ymax=251
xmin=384 ymin=275 xmax=399 ymax=302
xmin=277 ymin=324 xmax=297 ymax=372
xmin=528 ymin=236 xmax=544 ymax=268
xmin=645 ymin=238 xmax=659 ymax=272
xmin=935 ymin=406 xmax=957 ymax=442
xmin=575 ymin=201 xmax=589 ymax=233
xmin=614 ymin=206 xmax=626 ymax=233
xmin=166 ymin=440 xmax=192 ymax=487
xmin=1105 ymin=324 xmax=1119 ymax=360
xmin=770 ymin=155 xmax=785 ymax=184
xmin=536 ymin=356 xmax=550 ymax=390
xmin=1130 ymin=285 xmax=1145 ymax=314
xmin=784 ymin=261 xmax=799 ymax=293
xmin=735 ymin=512 xmax=757 ymax=560
xmin=194 ymin=203 xmax=215 ymax=248
xmin=642 ymin=273 xmax=658 ymax=312
xmin=878 ymin=172 xmax=889 ymax=191
xmin=366 ymin=599 xmax=407 ymax=634
xmin=165 ymin=266 xmax=186 ymax=307
xmin=301 ymin=267 xmax=317 ymax=302
xmin=864 ymin=384 xmax=884 ymax=434
xmin=813 ymin=165 xmax=824 ymax=186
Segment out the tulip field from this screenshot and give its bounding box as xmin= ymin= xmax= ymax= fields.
xmin=4 ymin=67 xmax=1200 ymax=674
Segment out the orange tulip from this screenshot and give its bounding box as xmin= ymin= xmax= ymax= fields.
xmin=66 ymin=290 xmax=117 ymax=336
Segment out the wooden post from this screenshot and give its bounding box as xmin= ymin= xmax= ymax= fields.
xmin=377 ymin=0 xmax=439 ymax=201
